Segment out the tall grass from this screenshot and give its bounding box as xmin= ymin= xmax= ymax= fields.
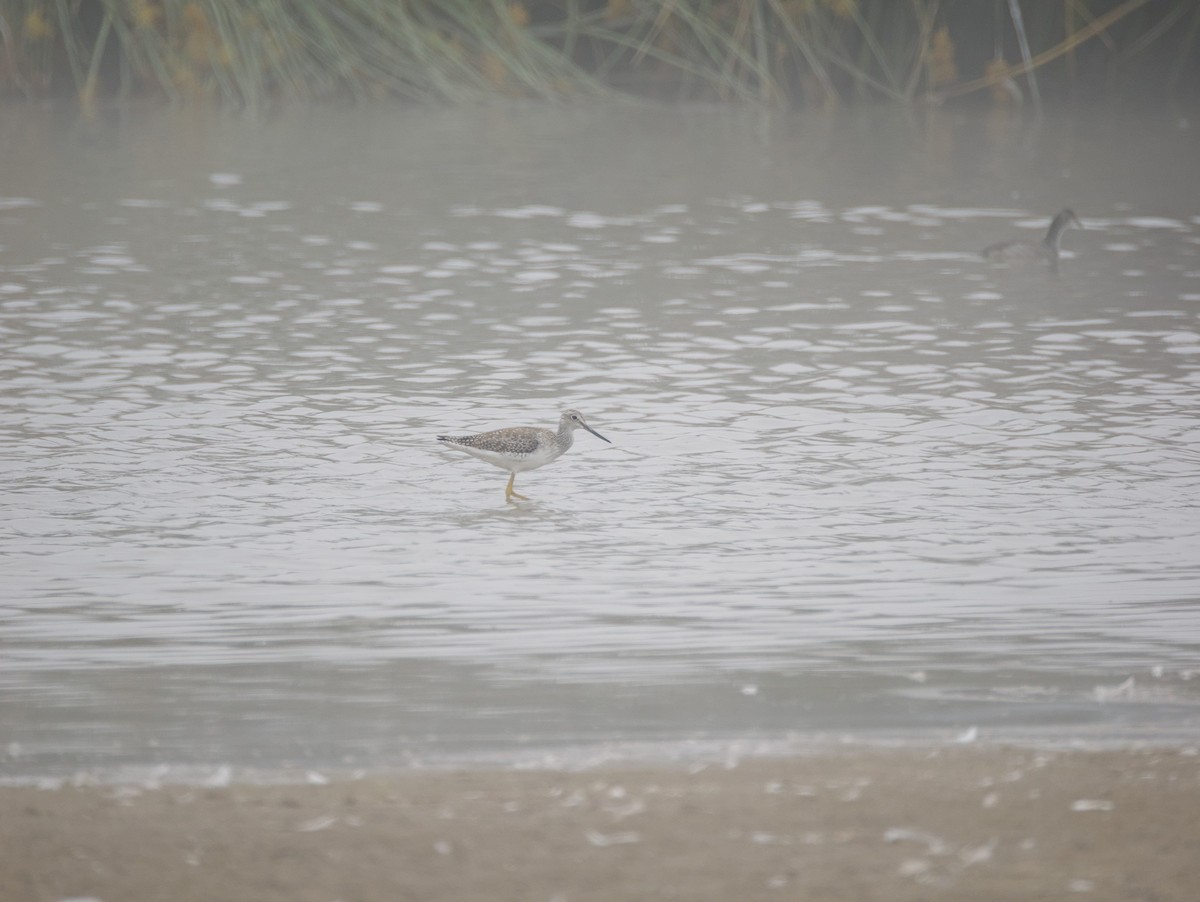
xmin=0 ymin=0 xmax=1195 ymax=109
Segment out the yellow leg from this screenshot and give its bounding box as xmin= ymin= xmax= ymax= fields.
xmin=505 ymin=472 xmax=530 ymax=502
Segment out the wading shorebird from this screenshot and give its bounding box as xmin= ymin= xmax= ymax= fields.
xmin=437 ymin=409 xmax=611 ymax=502
xmin=982 ymin=208 xmax=1081 ymax=271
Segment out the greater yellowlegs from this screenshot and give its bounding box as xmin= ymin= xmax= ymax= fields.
xmin=982 ymin=208 xmax=1081 ymax=271
xmin=437 ymin=409 xmax=611 ymax=502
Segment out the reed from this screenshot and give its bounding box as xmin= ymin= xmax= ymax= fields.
xmin=0 ymin=0 xmax=1195 ymax=108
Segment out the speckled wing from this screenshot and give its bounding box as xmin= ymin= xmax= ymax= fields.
xmin=438 ymin=427 xmax=542 ymax=456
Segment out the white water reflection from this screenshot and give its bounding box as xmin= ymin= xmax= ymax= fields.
xmin=2 ymin=105 xmax=1200 ymax=775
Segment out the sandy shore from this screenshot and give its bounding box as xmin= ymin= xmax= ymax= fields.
xmin=2 ymin=745 xmax=1198 ymax=902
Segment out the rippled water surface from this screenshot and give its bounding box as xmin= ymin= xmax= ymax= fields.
xmin=3 ymin=104 xmax=1200 ymax=777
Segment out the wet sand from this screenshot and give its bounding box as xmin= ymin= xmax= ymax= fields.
xmin=3 ymin=745 xmax=1198 ymax=902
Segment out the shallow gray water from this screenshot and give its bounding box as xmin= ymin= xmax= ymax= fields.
xmin=3 ymin=103 xmax=1200 ymax=778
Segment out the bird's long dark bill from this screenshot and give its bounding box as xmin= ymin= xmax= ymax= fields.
xmin=584 ymin=424 xmax=612 ymax=443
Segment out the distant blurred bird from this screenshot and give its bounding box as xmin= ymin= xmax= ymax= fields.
xmin=982 ymin=208 xmax=1081 ymax=271
xmin=438 ymin=409 xmax=611 ymax=503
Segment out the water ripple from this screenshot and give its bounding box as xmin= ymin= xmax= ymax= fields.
xmin=3 ymin=107 xmax=1200 ymax=773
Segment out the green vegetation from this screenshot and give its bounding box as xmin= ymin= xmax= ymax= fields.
xmin=1 ymin=0 xmax=1196 ymax=110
